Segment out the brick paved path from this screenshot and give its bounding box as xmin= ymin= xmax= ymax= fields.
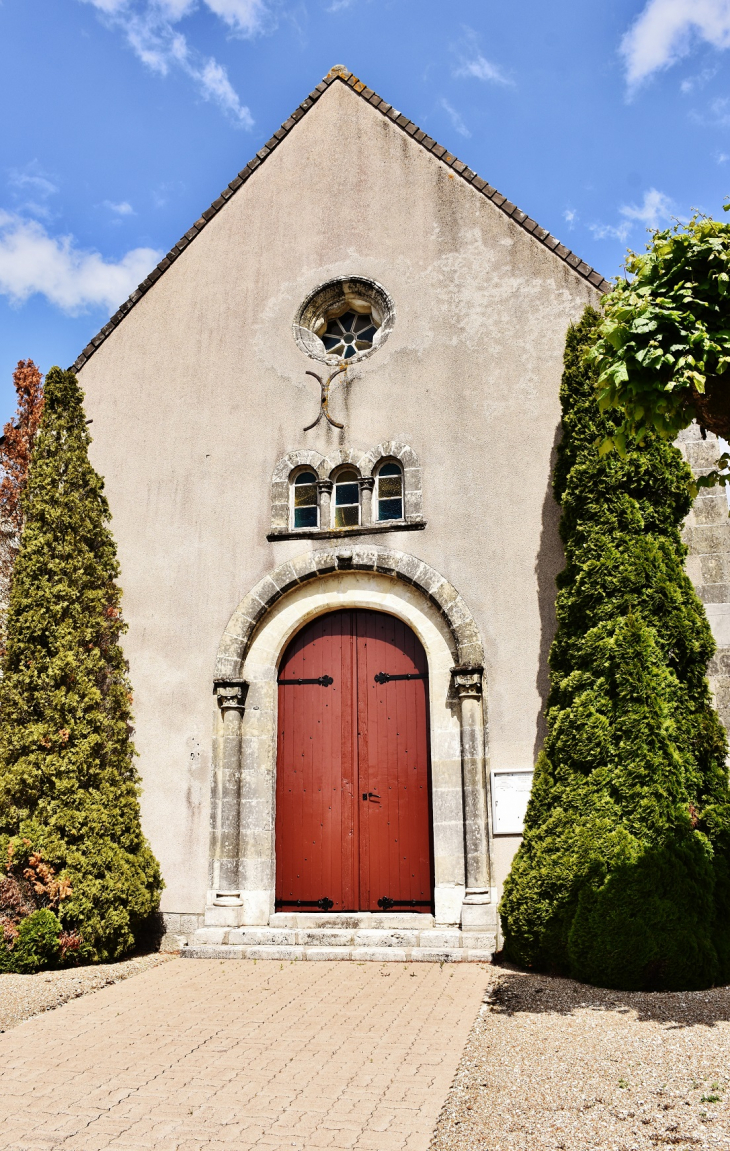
xmin=0 ymin=958 xmax=488 ymax=1151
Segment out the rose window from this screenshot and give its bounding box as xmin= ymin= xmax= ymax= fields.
xmin=320 ymin=311 xmax=379 ymax=360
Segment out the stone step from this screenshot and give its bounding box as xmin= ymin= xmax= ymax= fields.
xmin=181 ymin=944 xmax=495 ymax=963
xmin=269 ymin=912 xmax=435 ymax=930
xmin=193 ymin=927 xmax=496 ymax=950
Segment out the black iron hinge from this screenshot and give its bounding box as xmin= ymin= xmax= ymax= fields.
xmin=374 ymin=672 xmax=428 ymax=684
xmin=277 ymin=675 xmax=334 ymax=687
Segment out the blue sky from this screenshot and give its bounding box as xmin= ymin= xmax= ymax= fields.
xmin=2 ymin=0 xmax=730 ymax=425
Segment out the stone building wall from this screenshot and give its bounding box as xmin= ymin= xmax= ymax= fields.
xmin=676 ymin=425 xmax=730 ymax=733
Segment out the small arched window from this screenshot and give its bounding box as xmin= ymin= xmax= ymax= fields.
xmin=292 ymin=470 xmax=318 ymax=529
xmin=334 ymin=470 xmax=360 ymax=528
xmin=376 ymin=462 xmax=403 ymax=521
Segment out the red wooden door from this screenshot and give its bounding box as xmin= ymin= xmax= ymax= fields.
xmin=275 ymin=610 xmax=432 ymax=913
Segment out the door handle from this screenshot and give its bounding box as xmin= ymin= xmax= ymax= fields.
xmin=362 ymin=792 xmax=381 ymax=801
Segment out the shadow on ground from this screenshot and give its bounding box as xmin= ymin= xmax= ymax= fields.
xmin=488 ymin=964 xmax=730 ymax=1028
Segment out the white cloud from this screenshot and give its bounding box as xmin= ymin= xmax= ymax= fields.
xmin=7 ymin=164 xmax=59 ymax=220
xmin=454 ymin=53 xmax=513 ymax=86
xmin=104 ymin=200 xmax=135 ymax=215
xmin=452 ymin=27 xmax=513 ymax=87
xmin=0 ymin=212 xmax=161 ymax=314
xmin=440 ymin=98 xmax=470 ymax=138
xmin=680 ymin=64 xmax=718 ymax=91
xmin=691 ymin=95 xmax=730 ymax=125
xmin=621 ymin=0 xmax=730 ymax=89
xmin=589 ymin=188 xmax=673 ymax=244
xmin=563 ymin=207 xmax=577 ymax=228
xmin=204 ymin=0 xmax=268 ymax=35
xmin=620 ymin=187 xmax=673 ymax=229
xmin=78 ymin=0 xmax=258 ymax=126
xmin=9 ymin=170 xmax=58 ymax=199
xmin=589 ymin=221 xmax=633 ymax=243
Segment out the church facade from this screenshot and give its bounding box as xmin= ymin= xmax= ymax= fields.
xmin=73 ymin=66 xmax=704 ymax=959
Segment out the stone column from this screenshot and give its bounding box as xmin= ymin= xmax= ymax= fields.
xmin=359 ymin=476 xmax=375 ymax=525
xmin=452 ymin=665 xmax=492 ymax=928
xmin=317 ymin=478 xmax=333 ymax=530
xmin=206 ymin=679 xmax=247 ymax=926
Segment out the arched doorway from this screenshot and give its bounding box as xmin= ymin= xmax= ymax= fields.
xmin=275 ymin=609 xmax=433 ymax=913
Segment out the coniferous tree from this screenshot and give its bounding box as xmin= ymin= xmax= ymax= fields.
xmin=500 ymin=307 xmax=730 ymax=991
xmin=0 ymin=367 xmax=162 ymax=963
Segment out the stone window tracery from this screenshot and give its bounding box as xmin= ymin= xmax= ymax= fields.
xmin=321 ymin=310 xmax=379 ymax=360
xmin=293 ymin=277 xmax=394 ymax=365
xmin=270 ymin=443 xmax=423 ymax=539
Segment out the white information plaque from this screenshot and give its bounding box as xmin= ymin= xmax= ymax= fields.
xmin=491 ymin=770 xmax=534 ymax=835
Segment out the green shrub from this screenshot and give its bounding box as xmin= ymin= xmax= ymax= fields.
xmin=0 ymin=367 xmax=162 ymax=963
xmin=0 ymin=909 xmax=61 ymax=974
xmin=499 ymin=307 xmax=730 ymax=991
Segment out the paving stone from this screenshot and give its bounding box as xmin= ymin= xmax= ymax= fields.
xmin=0 ymin=959 xmax=486 ymax=1150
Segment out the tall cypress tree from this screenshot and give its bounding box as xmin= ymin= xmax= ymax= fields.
xmin=0 ymin=367 xmax=162 ymax=962
xmin=500 ymin=307 xmax=730 ymax=991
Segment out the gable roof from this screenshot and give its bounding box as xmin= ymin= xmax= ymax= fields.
xmin=71 ymin=65 xmax=612 ymax=373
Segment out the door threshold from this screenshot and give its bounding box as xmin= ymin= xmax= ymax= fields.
xmin=270 ymin=910 xmax=436 ymax=930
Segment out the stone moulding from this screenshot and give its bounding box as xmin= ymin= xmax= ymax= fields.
xmin=208 ymin=549 xmax=493 ymax=929
xmin=270 ymin=440 xmax=424 ymax=532
xmin=213 ymin=543 xmax=485 ymax=681
xmin=70 ymin=67 xmax=611 ymax=374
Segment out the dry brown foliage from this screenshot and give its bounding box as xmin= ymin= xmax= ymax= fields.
xmin=0 ymin=359 xmax=44 ymax=591
xmin=0 ymin=840 xmax=73 ymax=948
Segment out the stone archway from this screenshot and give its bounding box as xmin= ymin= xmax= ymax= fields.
xmin=207 ymin=544 xmax=492 ymax=929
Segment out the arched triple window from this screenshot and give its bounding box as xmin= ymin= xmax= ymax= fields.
xmin=376 ymin=462 xmax=403 ymax=521
xmin=292 ymin=470 xmax=318 ymax=529
xmin=334 ymin=469 xmax=360 ymax=528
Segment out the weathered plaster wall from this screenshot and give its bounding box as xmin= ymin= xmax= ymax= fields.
xmin=677 ymin=426 xmax=730 ymax=733
xmin=77 ymin=79 xmax=601 ymax=914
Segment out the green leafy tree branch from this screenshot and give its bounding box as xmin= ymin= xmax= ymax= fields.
xmin=589 ymin=210 xmax=730 ymax=494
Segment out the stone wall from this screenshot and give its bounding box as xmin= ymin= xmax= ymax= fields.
xmin=676 ymin=425 xmax=730 ymax=733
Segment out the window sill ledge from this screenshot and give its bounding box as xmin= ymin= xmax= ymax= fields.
xmin=267 ymin=520 xmax=427 ymax=542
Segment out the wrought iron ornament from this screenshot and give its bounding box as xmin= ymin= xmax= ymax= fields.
xmin=304 ymin=365 xmax=347 ymax=431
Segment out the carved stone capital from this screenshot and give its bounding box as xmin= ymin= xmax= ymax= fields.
xmin=316 ymin=479 xmax=333 ymax=495
xmin=358 ymin=476 xmax=375 ymax=492
xmin=451 ymin=664 xmax=484 ymax=699
xmin=213 ymin=679 xmax=248 ymax=712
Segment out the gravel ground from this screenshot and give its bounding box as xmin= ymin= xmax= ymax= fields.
xmin=0 ymin=951 xmax=176 ymax=1033
xmin=432 ymin=965 xmax=730 ymax=1151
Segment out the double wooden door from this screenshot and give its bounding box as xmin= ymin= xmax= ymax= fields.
xmin=275 ymin=609 xmax=433 ymax=913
